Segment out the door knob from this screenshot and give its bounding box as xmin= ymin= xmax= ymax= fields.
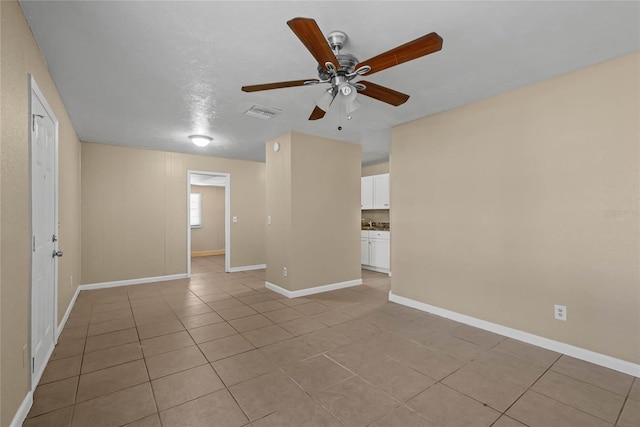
xmin=52 ymin=250 xmax=63 ymax=258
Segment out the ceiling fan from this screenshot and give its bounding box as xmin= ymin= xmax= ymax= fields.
xmin=241 ymin=17 xmax=443 ymax=121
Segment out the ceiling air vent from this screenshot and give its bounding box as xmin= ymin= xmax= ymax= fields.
xmin=244 ymin=104 xmax=282 ymax=120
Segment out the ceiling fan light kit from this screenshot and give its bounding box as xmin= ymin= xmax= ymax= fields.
xmin=241 ymin=17 xmax=443 ymax=121
xmin=346 ymin=98 xmax=361 ymax=115
xmin=316 ymin=89 xmax=334 ymax=112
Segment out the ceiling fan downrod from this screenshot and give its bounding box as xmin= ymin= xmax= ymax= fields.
xmin=326 ymin=31 xmax=347 ymax=54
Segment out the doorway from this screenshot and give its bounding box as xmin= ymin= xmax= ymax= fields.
xmin=187 ymin=171 xmax=230 ymax=276
xmin=30 ymin=75 xmax=59 ymax=388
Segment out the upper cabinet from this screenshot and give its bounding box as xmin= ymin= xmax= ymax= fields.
xmin=361 ymin=173 xmax=390 ymax=210
xmin=373 ymin=174 xmax=390 ymax=209
xmin=361 ymin=176 xmax=374 ymax=209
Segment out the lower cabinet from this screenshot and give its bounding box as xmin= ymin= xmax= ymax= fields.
xmin=361 ymin=230 xmax=390 ymax=273
xmin=361 ymin=238 xmax=370 ymax=265
xmin=370 ymin=239 xmax=390 ymax=270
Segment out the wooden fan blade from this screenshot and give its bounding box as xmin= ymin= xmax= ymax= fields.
xmin=287 ymin=17 xmax=339 ymax=71
xmin=308 ymin=106 xmax=326 ymax=120
xmin=242 ymin=79 xmax=312 ymax=92
xmin=356 ymin=32 xmax=443 ymax=76
xmin=357 ymin=81 xmax=410 ymax=106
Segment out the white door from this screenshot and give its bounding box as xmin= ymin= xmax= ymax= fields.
xmin=30 ymin=77 xmax=59 ymax=387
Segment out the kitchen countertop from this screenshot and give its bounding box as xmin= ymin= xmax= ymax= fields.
xmin=361 ymin=227 xmax=390 ymax=231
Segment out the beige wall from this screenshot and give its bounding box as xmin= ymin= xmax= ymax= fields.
xmin=362 ymin=162 xmax=389 ymax=177
xmin=391 ymin=53 xmax=639 ymax=364
xmin=0 ymin=1 xmax=3 ymax=421
xmin=265 ymin=133 xmax=292 ymax=290
xmin=190 ymin=185 xmax=225 ymax=253
xmin=0 ymin=2 xmax=3 ymax=420
xmin=0 ymin=1 xmax=83 ymax=425
xmin=82 ymin=143 xmax=265 ymax=284
xmin=266 ymin=132 xmax=361 ymax=291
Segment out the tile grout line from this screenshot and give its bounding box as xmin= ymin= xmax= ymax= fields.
xmin=495 ymin=352 xmax=562 ymax=424
xmin=38 ymin=259 xmax=634 ymax=427
xmin=613 ymin=377 xmax=636 ymax=426
xmin=536 ymin=355 xmax=630 ymax=424
xmin=130 ymin=290 xmax=161 ymax=426
xmin=67 ymin=293 xmax=95 ymax=426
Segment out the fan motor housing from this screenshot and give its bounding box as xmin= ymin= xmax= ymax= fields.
xmin=317 ymin=53 xmax=359 ymax=80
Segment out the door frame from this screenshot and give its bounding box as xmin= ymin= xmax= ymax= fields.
xmin=29 ymin=75 xmax=59 ymax=389
xmin=186 ymin=170 xmax=230 ymax=275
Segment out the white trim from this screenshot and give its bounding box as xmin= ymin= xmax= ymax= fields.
xmin=79 ymin=273 xmax=188 ymax=291
xmin=31 ymin=344 xmax=55 ymax=391
xmin=9 ymin=391 xmax=33 ymax=427
xmin=29 ymin=75 xmax=59 ymax=390
xmin=266 ymin=279 xmax=362 ymax=298
xmin=227 ymin=264 xmax=266 ymax=273
xmin=187 ymin=170 xmax=231 ymax=275
xmin=388 ymin=291 xmax=640 ymax=377
xmin=56 ymin=286 xmax=81 ymax=339
xmin=224 ymin=174 xmax=231 ymax=273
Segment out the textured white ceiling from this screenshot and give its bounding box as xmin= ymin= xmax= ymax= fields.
xmin=19 ymin=1 xmax=639 ymax=165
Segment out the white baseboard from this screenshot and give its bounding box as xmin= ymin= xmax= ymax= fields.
xmin=227 ymin=264 xmax=266 ymax=273
xmin=58 ymin=273 xmax=184 ymax=338
xmin=31 ymin=342 xmax=56 ymax=393
xmin=191 ymin=249 xmax=225 ymax=257
xmin=57 ymin=286 xmax=81 ymax=339
xmin=56 ymin=272 xmax=187 ymax=341
xmin=389 ymin=291 xmax=640 ymax=378
xmin=79 ymin=273 xmax=189 ymax=291
xmin=10 ymin=272 xmax=188 ymax=426
xmin=10 ymin=391 xmax=33 ymax=427
xmin=266 ymin=279 xmax=362 ymax=298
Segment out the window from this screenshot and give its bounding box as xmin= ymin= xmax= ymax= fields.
xmin=190 ymin=193 xmax=202 ymax=228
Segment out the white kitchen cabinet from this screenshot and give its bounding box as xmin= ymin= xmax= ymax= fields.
xmin=361 ymin=173 xmax=389 ymax=210
xmin=373 ymin=174 xmax=390 ymax=209
xmin=370 ymin=239 xmax=390 ymax=270
xmin=361 ymin=230 xmax=390 ymax=273
xmin=361 ymin=238 xmax=370 ymax=265
xmin=361 ymin=176 xmax=374 ymax=209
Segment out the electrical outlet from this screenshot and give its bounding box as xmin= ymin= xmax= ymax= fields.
xmin=267 ymin=216 xmax=271 ymax=225
xmin=232 ymin=216 xmax=238 ymax=223
xmin=282 ymin=267 xmax=287 ymax=277
xmin=554 ymin=304 xmax=567 ymax=321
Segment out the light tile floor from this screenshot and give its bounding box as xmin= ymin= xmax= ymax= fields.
xmin=25 ymin=255 xmax=640 ymax=426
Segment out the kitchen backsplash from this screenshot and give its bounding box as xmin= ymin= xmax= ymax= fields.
xmin=362 ymin=209 xmax=389 ymax=223
xmin=362 ymin=220 xmax=390 ymax=230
